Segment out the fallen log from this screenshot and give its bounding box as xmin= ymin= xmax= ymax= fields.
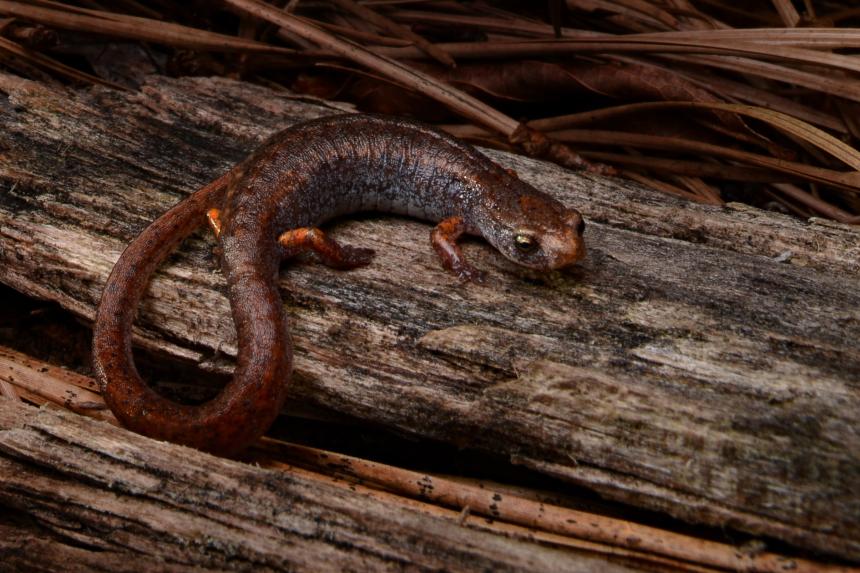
xmin=0 ymin=397 xmax=633 ymax=572
xmin=3 ymin=346 xmax=848 ymax=572
xmin=0 ymin=72 xmax=858 ymax=561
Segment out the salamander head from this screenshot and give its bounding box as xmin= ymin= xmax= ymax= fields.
xmin=476 ymin=181 xmax=586 ymax=271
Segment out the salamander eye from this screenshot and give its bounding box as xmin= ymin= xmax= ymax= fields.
xmin=576 ymin=218 xmax=586 ymax=235
xmin=514 ymin=233 xmax=538 ymax=253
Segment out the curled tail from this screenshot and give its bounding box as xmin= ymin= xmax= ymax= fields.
xmin=92 ymin=170 xmax=292 ymax=456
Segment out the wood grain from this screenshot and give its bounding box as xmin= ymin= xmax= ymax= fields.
xmin=0 ymin=398 xmax=630 ymax=572
xmin=4 ymin=344 xmax=848 ymax=573
xmin=0 ymin=72 xmax=858 ymax=560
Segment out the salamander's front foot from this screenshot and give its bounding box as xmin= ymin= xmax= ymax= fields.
xmin=451 ymin=262 xmax=487 ymax=285
xmin=431 ymin=216 xmax=487 ymax=285
xmin=278 ymin=227 xmax=375 ymax=270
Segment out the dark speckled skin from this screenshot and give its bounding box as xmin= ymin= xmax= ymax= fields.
xmin=92 ymin=114 xmax=586 ymax=456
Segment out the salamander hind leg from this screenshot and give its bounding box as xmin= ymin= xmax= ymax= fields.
xmin=206 ymin=208 xmax=223 ymax=239
xmin=278 ymin=227 xmax=375 ymax=270
xmin=431 ymin=216 xmax=487 ymax=284
xmin=206 ymin=208 xmax=225 ymax=260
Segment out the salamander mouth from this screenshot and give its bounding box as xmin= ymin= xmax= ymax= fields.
xmin=530 ymin=233 xmax=586 ymax=270
xmin=552 ymin=241 xmax=586 ymax=269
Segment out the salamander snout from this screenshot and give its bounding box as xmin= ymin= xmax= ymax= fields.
xmin=510 ymin=212 xmax=586 ymax=270
xmin=485 ymin=196 xmax=587 ymax=272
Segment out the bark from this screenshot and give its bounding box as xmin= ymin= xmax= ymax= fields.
xmin=0 ymin=72 xmax=858 ymax=560
xmin=0 ymin=398 xmax=626 ymax=572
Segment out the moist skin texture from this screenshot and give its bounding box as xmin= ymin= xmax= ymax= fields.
xmin=92 ymin=114 xmax=586 ymax=456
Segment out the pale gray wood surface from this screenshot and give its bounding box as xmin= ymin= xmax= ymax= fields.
xmin=0 ymin=399 xmax=629 ymax=572
xmin=0 ymin=72 xmax=858 ymax=560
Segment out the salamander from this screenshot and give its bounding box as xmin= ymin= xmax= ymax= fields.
xmin=92 ymin=114 xmax=587 ymax=456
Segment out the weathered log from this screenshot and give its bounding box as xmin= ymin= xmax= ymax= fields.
xmin=7 ymin=343 xmax=848 ymax=573
xmin=0 ymin=72 xmax=858 ymax=560
xmin=0 ymin=397 xmax=632 ymax=572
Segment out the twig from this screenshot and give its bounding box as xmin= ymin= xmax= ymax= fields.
xmin=0 ymin=35 xmax=124 ymax=89
xmin=254 ymin=439 xmax=848 ymax=573
xmin=0 ymin=379 xmax=19 ymax=400
xmin=0 ymin=0 xmax=297 ymax=54
xmin=220 ymin=0 xmax=517 ymax=135
xmin=623 ymin=170 xmax=711 ymax=203
xmin=529 ymin=101 xmax=860 ymax=172
xmin=299 ymin=16 xmax=412 ymax=47
xmin=370 ymin=39 xmax=860 ymax=103
xmin=772 ymin=183 xmax=860 ymax=224
xmin=258 ymin=455 xmax=718 ymax=573
xmin=329 ymin=0 xmax=455 ymax=66
xmin=0 ymin=345 xmax=116 ymax=423
xmin=770 ymin=0 xmax=802 ymax=27
xmin=579 ymin=151 xmax=788 ymax=182
xmin=221 ymin=0 xmax=604 ymax=172
xmin=550 ymin=129 xmax=860 ymax=192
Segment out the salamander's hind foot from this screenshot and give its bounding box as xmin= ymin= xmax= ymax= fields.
xmin=206 ymin=208 xmax=222 ymax=239
xmin=278 ymin=227 xmax=375 ymax=270
xmin=335 ymin=244 xmax=376 ymax=269
xmin=205 ymin=208 xmax=224 ymax=260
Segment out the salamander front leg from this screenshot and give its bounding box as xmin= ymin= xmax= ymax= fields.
xmin=278 ymin=227 xmax=375 ymax=269
xmin=431 ymin=216 xmax=486 ymax=284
